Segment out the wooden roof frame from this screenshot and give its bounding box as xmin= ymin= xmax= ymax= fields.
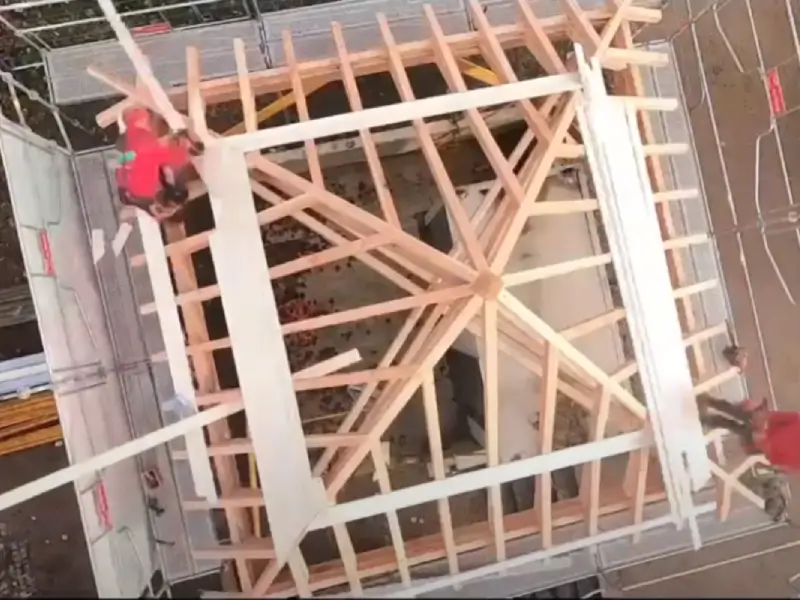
xmin=17 ymin=0 xmax=766 ymax=596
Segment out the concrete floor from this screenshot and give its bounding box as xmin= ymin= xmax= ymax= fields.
xmin=615 ymin=0 xmax=800 ymax=596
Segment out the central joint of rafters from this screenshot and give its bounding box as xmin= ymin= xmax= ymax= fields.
xmin=472 ymin=271 xmax=504 ymax=300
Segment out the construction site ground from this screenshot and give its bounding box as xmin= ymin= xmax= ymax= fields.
xmin=2 ymin=0 xmax=800 ymax=596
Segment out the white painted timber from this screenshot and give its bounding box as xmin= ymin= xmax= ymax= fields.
xmin=204 ymin=146 xmax=327 ymax=566
xmin=0 ymin=400 xmax=241 ymax=513
xmin=311 ymin=430 xmax=652 ymax=530
xmin=574 ymin=47 xmax=706 ymax=543
xmin=220 ymin=73 xmax=582 ymax=153
xmin=137 ymin=209 xmax=217 ymax=500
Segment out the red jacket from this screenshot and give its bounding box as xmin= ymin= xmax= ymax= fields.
xmin=115 ymin=108 xmax=191 ymax=200
xmin=756 ymin=411 xmax=800 ymax=472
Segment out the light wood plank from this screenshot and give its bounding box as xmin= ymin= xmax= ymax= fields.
xmin=536 ymin=342 xmax=559 ymax=548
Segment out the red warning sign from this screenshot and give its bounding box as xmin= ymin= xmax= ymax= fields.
xmin=131 ymin=23 xmax=172 ymax=37
xmin=767 ymin=68 xmax=786 ymax=117
xmin=38 ymin=230 xmax=54 ymax=276
xmin=93 ymin=481 xmax=112 ymax=531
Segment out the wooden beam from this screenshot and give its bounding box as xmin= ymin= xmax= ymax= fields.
xmin=489 ymin=97 xmax=579 ymax=271
xmin=503 ymin=231 xmax=709 ymax=287
xmin=377 ymin=14 xmax=487 ymax=270
xmin=574 ymin=53 xmax=710 ymax=522
xmin=331 ymin=21 xmax=402 ymax=228
xmin=424 ymin=5 xmax=527 ymax=206
xmin=163 ymin=222 xmax=256 ymax=590
xmin=515 ymin=0 xmax=568 ymax=75
xmin=324 ymin=297 xmax=484 ymax=497
xmin=233 ymin=38 xmax=257 ymax=134
xmin=226 ymin=482 xmax=669 ymax=597
xmin=186 ymin=46 xmax=211 ymax=143
xmin=526 ymin=188 xmax=697 ymax=218
xmin=204 ymin=145 xmax=325 ymax=568
xmin=283 ymin=29 xmax=324 ymax=185
xmin=332 ymin=523 xmax=363 ymax=595
xmin=0 ymin=400 xmax=242 ymax=512
xmin=561 ymin=0 xmax=602 ymax=54
xmin=500 ymin=291 xmax=647 ymax=421
xmin=469 ymin=0 xmax=557 ymax=147
xmin=193 ymin=541 xmax=275 ymax=561
xmin=612 ymin=322 xmax=729 ymax=384
xmin=312 ymin=308 xmax=428 ymax=477
xmin=596 ymin=0 xmax=634 ymax=57
xmin=136 ymin=210 xmax=216 ymax=500
xmin=624 ymin=446 xmax=651 ymax=543
xmin=250 ymin=155 xmax=477 ymax=283
xmin=218 ymin=71 xmax=581 ymax=154
xmin=145 ymin=280 xmax=472 ymax=340
xmin=559 ymin=279 xmax=718 ymax=342
xmin=371 ymin=441 xmax=412 ymax=586
xmin=172 ymin=433 xmax=368 ymax=459
xmin=422 ymin=372 xmax=459 ymax=577
xmin=315 ymin=430 xmax=651 ymax=529
xmin=536 ymin=342 xmax=559 ymax=549
xmin=579 ymin=386 xmax=611 ymax=535
xmin=94 ymin=0 xmax=184 ymax=129
xmin=611 ymin=23 xmax=708 ymax=383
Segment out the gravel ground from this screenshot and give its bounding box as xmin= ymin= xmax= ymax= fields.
xmin=0 ymin=446 xmax=97 ymax=598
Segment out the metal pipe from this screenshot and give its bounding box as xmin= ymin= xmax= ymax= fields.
xmin=620 ymin=536 xmax=800 ymax=592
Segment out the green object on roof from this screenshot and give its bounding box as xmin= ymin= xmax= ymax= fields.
xmin=117 ymin=150 xmax=136 ymax=165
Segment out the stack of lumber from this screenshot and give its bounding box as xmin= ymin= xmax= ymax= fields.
xmin=0 ymin=392 xmax=61 ymax=457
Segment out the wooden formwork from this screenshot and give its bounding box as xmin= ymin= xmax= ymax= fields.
xmin=83 ymin=0 xmax=770 ymax=596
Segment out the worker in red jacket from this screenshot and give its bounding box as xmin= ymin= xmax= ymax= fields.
xmin=115 ymin=107 xmax=202 ymax=222
xmin=697 ymin=344 xmax=800 ymax=473
xmin=697 ymin=394 xmax=800 ymax=472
